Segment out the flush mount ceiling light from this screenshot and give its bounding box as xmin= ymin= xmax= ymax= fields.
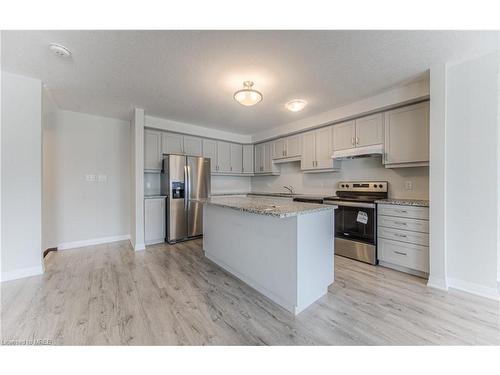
xmin=285 ymin=99 xmax=307 ymax=112
xmin=233 ymin=81 xmax=263 ymax=107
xmin=49 ymin=43 xmax=72 ymax=58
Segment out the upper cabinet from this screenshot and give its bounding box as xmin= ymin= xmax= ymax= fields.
xmin=271 ymin=134 xmax=302 ymax=161
xmin=162 ymin=132 xmax=184 ymax=154
xmin=183 ymin=135 xmax=203 ymax=156
xmin=301 ymin=126 xmax=341 ymax=172
xmin=144 ymin=129 xmax=162 ymax=171
xmin=242 ymin=145 xmax=254 ymax=174
xmin=333 ymin=114 xmax=383 ymax=151
xmin=216 ymin=141 xmax=232 ymax=173
xmin=254 ymin=141 xmax=279 ymax=175
xmin=383 ymin=102 xmax=429 ymax=168
xmin=230 ymin=143 xmax=243 ymax=173
xmin=332 ymin=120 xmax=356 ymax=151
xmin=202 ymin=139 xmax=218 ymax=173
xmin=355 ymin=113 xmax=383 ymax=147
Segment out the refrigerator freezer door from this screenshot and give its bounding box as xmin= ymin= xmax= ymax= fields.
xmin=167 ymin=155 xmax=188 ymax=242
xmin=187 ymin=156 xmax=211 ymax=237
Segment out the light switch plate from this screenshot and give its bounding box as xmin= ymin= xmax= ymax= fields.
xmin=85 ymin=174 xmax=97 ymax=182
xmin=98 ymin=174 xmax=107 ymax=183
xmin=405 ymin=181 xmax=413 ymax=190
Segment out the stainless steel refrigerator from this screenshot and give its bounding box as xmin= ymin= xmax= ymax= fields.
xmin=161 ymin=154 xmax=211 ymax=244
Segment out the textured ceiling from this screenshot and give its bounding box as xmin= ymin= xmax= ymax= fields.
xmin=1 ymin=30 xmax=498 ymax=134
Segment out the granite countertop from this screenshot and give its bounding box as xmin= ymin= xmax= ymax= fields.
xmin=197 ymin=196 xmax=336 ymax=218
xmin=375 ymin=198 xmax=429 ymax=207
xmin=144 ymin=195 xmax=168 ymax=199
xmin=211 ymin=192 xmax=330 ymax=200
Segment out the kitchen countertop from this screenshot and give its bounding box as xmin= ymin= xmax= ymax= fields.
xmin=375 ymin=198 xmax=429 ymax=207
xmin=144 ymin=195 xmax=168 ymax=199
xmin=197 ymin=196 xmax=336 ymax=218
xmin=211 ymin=192 xmax=330 ymax=200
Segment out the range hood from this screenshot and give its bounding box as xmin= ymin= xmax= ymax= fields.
xmin=331 ymin=144 xmax=384 ymax=160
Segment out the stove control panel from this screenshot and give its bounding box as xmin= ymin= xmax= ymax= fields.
xmin=338 ymin=181 xmax=388 ymax=192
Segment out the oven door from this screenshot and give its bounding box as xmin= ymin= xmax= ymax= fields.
xmin=334 ymin=201 xmax=376 ymax=245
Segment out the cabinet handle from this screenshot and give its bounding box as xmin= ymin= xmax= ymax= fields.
xmin=394 ymin=221 xmax=407 ymax=226
xmin=230 ymin=166 xmax=232 ymax=171
xmin=394 ymin=251 xmax=407 ymax=256
xmin=394 ymin=233 xmax=407 ymax=238
xmin=356 ymin=137 xmax=359 ymax=145
xmin=351 ymin=137 xmax=355 ymax=146
xmin=285 ymin=150 xmax=287 ymax=156
xmin=396 ymin=210 xmax=408 ymax=214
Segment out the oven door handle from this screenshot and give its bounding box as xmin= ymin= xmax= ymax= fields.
xmin=325 ymin=201 xmax=375 ymax=209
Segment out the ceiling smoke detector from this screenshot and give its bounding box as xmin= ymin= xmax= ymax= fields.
xmin=49 ymin=43 xmax=72 ymax=58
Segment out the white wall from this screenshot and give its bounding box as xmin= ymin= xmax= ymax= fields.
xmin=212 ymin=175 xmax=251 ymax=194
xmin=43 ymin=110 xmax=131 ymax=249
xmin=444 ymin=51 xmax=499 ymax=299
xmin=130 ymin=108 xmax=145 ymax=251
xmin=1 ymin=72 xmax=43 ymax=281
xmin=251 ymin=158 xmax=429 ymax=199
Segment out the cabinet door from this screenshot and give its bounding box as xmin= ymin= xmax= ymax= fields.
xmin=254 ymin=144 xmax=263 ymax=173
xmin=315 ymin=126 xmax=333 ymax=169
xmin=162 ymin=132 xmax=184 ymax=154
xmin=285 ymin=134 xmax=302 ymax=157
xmin=216 ymin=141 xmax=231 ymax=173
xmin=144 ymin=198 xmax=165 ymax=245
xmin=300 ymin=130 xmax=316 ymax=170
xmin=384 ymin=102 xmax=429 ymax=165
xmin=202 ymin=139 xmax=217 ymax=173
xmin=356 ymin=113 xmax=383 ymax=147
xmin=230 ymin=143 xmax=243 ymax=173
xmin=263 ymin=142 xmax=273 ymax=172
xmin=242 ymin=145 xmax=254 ymax=174
xmin=183 ymin=135 xmax=202 ymax=156
xmin=144 ymin=130 xmax=162 ymax=170
xmin=333 ymin=120 xmax=356 ymax=151
xmin=272 ymin=138 xmax=286 ymax=159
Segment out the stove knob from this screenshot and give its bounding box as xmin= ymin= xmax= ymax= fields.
xmin=379 ymin=184 xmax=383 ymax=188
xmin=346 ymin=184 xmax=349 ymax=188
xmin=341 ymin=184 xmax=345 ymax=188
xmin=373 ymin=184 xmax=377 ymax=188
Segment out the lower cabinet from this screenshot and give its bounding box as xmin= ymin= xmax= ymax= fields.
xmin=377 ymin=203 xmax=429 ymax=277
xmin=144 ymin=197 xmax=166 ymax=245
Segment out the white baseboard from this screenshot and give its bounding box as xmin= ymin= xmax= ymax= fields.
xmin=1 ymin=265 xmax=44 ymax=282
xmin=133 ymin=242 xmax=146 ymax=251
xmin=427 ymin=276 xmax=448 ymax=291
xmin=58 ymin=234 xmax=131 ymax=250
xmin=448 ymin=277 xmax=500 ymax=301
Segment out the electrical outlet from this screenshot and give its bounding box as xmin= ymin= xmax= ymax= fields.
xmin=85 ymin=174 xmax=97 ymax=182
xmin=405 ymin=181 xmax=413 ymax=191
xmin=97 ymin=174 xmax=107 ymax=183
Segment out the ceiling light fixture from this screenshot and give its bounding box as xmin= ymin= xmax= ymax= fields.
xmin=285 ymin=99 xmax=307 ymax=112
xmin=49 ymin=43 xmax=72 ymax=58
xmin=233 ymin=81 xmax=263 ymax=107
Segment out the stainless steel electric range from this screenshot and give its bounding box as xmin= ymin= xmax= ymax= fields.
xmin=323 ymin=181 xmax=388 ymax=265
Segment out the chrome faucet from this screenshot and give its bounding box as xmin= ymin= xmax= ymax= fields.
xmin=283 ymin=185 xmax=295 ymax=195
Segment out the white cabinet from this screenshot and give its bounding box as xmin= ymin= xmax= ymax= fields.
xmin=383 ymin=102 xmax=429 ymax=168
xmin=202 ymin=139 xmax=217 ymax=173
xmin=144 ymin=197 xmax=165 ymax=245
xmin=144 ymin=129 xmax=162 ymax=170
xmin=333 ymin=120 xmax=356 ymax=151
xmin=161 ymin=132 xmax=184 ymax=155
xmin=272 ymin=134 xmax=302 ymax=161
xmin=216 ymin=141 xmax=231 ymax=173
xmin=230 ymin=143 xmax=243 ymax=173
xmin=333 ymin=114 xmax=383 ymax=151
xmin=377 ymin=203 xmax=429 ymax=276
xmin=183 ymin=135 xmax=203 ymax=156
xmin=301 ymin=126 xmax=340 ymax=172
xmin=356 ymin=113 xmax=383 ymax=147
xmin=254 ymin=141 xmax=279 ymax=174
xmin=242 ymin=145 xmax=254 ymax=174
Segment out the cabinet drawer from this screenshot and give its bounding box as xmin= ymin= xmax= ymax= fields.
xmin=378 ymin=238 xmax=429 ymax=272
xmin=378 ymin=215 xmax=429 ymax=233
xmin=377 ymin=204 xmax=429 ymax=220
xmin=378 ymin=226 xmax=429 ymax=246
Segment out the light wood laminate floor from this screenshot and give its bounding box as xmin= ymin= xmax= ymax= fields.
xmin=1 ymin=239 xmax=499 ymax=345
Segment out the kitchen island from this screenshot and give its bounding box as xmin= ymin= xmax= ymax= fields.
xmin=201 ymin=196 xmax=336 ymax=315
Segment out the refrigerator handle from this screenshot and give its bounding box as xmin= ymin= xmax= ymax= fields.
xmin=184 ymin=164 xmax=190 ymax=209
